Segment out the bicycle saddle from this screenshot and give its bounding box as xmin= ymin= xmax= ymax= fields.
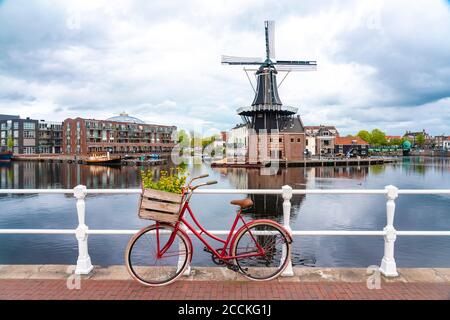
xmin=230 ymin=198 xmax=253 ymax=209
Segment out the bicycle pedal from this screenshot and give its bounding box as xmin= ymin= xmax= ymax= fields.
xmin=203 ymin=246 xmax=212 ymax=254
xmin=226 ymin=264 xmax=240 ymax=272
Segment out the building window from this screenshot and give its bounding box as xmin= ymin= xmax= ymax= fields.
xmin=279 ymin=138 xmax=282 ymax=143
xmin=24 ymin=130 xmax=35 ymax=138
xmin=290 ymin=138 xmax=294 ymax=143
xmin=13 ymin=122 xmax=19 ymax=129
xmin=297 ymin=138 xmax=301 ymax=143
xmin=23 ymin=147 xmax=35 ymax=154
xmin=306 ymin=139 xmax=309 ymax=146
xmin=23 ymin=122 xmax=35 ymax=130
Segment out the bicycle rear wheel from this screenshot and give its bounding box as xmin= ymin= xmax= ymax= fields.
xmin=125 ymin=224 xmax=191 ymax=286
xmin=231 ymin=221 xmax=291 ymax=281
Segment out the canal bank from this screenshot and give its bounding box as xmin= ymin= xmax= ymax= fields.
xmin=10 ymin=154 xmax=168 ymax=166
xmin=0 ymin=265 xmax=449 ymax=300
xmin=211 ymin=157 xmax=399 ymax=168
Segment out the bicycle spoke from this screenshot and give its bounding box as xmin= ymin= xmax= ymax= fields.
xmin=233 ymin=223 xmax=289 ymax=280
xmin=126 ymin=225 xmax=189 ymax=286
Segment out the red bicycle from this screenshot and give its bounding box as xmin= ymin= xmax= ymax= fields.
xmin=125 ymin=174 xmax=292 ymax=286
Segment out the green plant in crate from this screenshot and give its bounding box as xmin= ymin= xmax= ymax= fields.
xmin=141 ymin=166 xmax=188 ymax=194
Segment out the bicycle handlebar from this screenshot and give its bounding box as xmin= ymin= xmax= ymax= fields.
xmin=187 ymin=174 xmax=209 ymax=188
xmin=187 ymin=178 xmax=217 ymax=191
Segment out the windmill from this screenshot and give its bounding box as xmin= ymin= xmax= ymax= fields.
xmin=222 ymin=20 xmax=317 ymax=133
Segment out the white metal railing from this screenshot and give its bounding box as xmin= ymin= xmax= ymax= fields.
xmin=1 ymin=185 xmax=450 ymax=277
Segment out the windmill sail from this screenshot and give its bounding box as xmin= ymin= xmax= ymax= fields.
xmin=265 ymin=20 xmax=276 ymax=61
xmin=276 ymin=65 xmax=317 ymax=71
xmin=221 ymin=55 xmax=263 ymax=65
xmin=276 ymin=60 xmax=317 ymax=66
xmin=276 ymin=60 xmax=317 ymax=71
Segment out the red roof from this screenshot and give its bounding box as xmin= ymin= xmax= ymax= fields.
xmin=335 ymin=136 xmax=368 ymax=145
xmin=386 ymin=135 xmax=401 ymax=140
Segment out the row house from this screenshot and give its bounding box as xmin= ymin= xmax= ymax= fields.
xmin=63 ymin=113 xmax=176 ymax=156
xmin=38 ymin=120 xmax=63 ymax=154
xmin=304 ymin=125 xmax=339 ymax=156
xmin=0 ymin=115 xmax=39 ymax=154
xmin=404 ymin=130 xmax=433 ymax=148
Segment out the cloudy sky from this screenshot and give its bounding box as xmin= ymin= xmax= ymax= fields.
xmin=0 ymin=0 xmax=450 ymax=136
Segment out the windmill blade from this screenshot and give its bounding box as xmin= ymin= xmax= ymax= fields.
xmin=276 ymin=60 xmax=317 ymax=71
xmin=221 ymin=55 xmax=263 ymax=65
xmin=276 ymin=65 xmax=317 ymax=72
xmin=265 ymin=20 xmax=276 ymax=61
xmin=276 ymin=60 xmax=317 ymax=66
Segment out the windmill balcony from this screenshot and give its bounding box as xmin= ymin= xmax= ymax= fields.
xmin=237 ymin=105 xmax=299 ymax=115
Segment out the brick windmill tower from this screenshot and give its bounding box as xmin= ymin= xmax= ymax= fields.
xmin=222 ymin=21 xmax=317 ymax=162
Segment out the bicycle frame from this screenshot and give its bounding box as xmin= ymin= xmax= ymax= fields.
xmin=157 ymin=188 xmax=265 ymax=261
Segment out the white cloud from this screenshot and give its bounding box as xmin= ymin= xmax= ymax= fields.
xmin=0 ymin=0 xmax=450 ymax=135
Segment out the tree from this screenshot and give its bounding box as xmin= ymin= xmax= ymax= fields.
xmin=177 ymin=129 xmax=190 ymax=147
xmin=370 ymin=129 xmax=387 ymax=146
xmin=416 ymin=133 xmax=425 ymax=147
xmin=7 ymin=134 xmax=14 ymax=150
xmin=389 ymin=138 xmax=403 ymax=146
xmin=357 ymin=130 xmax=371 ymax=143
xmin=201 ymin=135 xmax=216 ymax=149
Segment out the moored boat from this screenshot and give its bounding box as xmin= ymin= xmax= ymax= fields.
xmin=85 ymin=152 xmax=121 ymax=165
xmin=0 ymin=149 xmax=13 ymax=162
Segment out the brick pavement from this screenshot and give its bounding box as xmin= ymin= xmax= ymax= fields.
xmin=0 ymin=279 xmax=449 ymax=300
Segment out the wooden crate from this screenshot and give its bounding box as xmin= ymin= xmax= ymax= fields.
xmin=138 ymin=188 xmax=183 ymax=223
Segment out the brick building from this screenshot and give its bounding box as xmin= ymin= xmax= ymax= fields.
xmin=62 ymin=113 xmax=176 ymax=156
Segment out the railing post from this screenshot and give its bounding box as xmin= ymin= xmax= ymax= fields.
xmin=74 ymin=185 xmax=93 ymax=275
xmin=281 ymin=185 xmax=294 ymax=276
xmin=379 ymin=185 xmax=398 ymax=277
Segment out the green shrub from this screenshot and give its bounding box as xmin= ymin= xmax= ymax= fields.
xmin=141 ymin=166 xmax=188 ymax=194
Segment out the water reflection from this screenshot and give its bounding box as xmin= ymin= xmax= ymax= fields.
xmin=1 ymin=158 xmax=450 ymax=268
xmin=391 ymin=156 xmax=450 ymax=176
xmin=0 ymin=162 xmax=148 ymax=190
xmin=214 ymin=166 xmax=369 ymax=217
xmin=215 ymin=167 xmax=305 ymax=219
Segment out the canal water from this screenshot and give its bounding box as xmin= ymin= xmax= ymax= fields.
xmin=1 ymin=157 xmax=450 ymax=268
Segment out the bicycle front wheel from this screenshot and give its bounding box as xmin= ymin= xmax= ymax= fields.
xmin=125 ymin=224 xmax=191 ymax=286
xmin=231 ymin=221 xmax=291 ymax=281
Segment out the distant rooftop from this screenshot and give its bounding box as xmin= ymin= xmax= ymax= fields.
xmin=106 ymin=112 xmax=145 ymax=124
xmin=0 ymin=114 xmax=20 ymax=121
